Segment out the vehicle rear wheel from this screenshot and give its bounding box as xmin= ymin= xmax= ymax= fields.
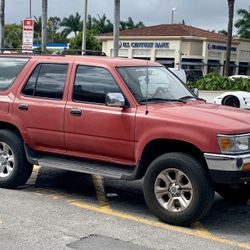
xmin=215 ymin=184 xmax=250 ymax=201
xmin=222 ymin=95 xmax=240 ymax=108
xmin=0 ymin=130 xmax=33 ymax=188
xmin=143 ymin=153 xmax=214 ymax=226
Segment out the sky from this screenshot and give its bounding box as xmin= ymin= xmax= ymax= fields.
xmin=5 ymin=0 xmax=250 ymax=33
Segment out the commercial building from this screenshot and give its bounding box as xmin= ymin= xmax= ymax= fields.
xmin=97 ymin=24 xmax=250 ymax=79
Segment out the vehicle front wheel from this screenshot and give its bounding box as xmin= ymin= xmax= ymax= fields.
xmin=0 ymin=130 xmax=33 ymax=188
xmin=143 ymin=153 xmax=214 ymax=226
xmin=215 ymin=184 xmax=250 ymax=201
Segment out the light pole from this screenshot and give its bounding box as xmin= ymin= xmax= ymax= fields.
xmin=29 ymin=0 xmax=32 ymax=18
xmin=171 ymin=8 xmax=176 ymax=24
xmin=82 ymin=0 xmax=88 ymax=54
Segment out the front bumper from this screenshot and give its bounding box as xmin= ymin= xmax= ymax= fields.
xmin=204 ymin=153 xmax=250 ymax=184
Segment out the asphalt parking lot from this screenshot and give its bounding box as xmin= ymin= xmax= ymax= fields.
xmin=0 ymin=91 xmax=249 ymax=250
xmin=0 ymin=166 xmax=250 ymax=250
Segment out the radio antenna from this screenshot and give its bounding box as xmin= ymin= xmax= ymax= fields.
xmin=145 ymin=53 xmax=149 ymax=115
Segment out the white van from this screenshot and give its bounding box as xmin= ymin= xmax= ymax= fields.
xmin=168 ymin=68 xmax=187 ymax=84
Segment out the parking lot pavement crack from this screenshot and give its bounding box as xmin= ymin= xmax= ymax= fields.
xmin=59 ymin=230 xmax=81 ymax=240
xmin=92 ymin=175 xmax=111 ymax=209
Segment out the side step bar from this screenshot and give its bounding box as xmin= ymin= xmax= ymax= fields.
xmin=24 ymin=144 xmax=138 ymax=180
xmin=38 ymin=156 xmax=135 ymax=179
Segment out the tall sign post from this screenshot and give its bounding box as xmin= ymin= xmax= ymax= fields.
xmin=22 ymin=18 xmax=34 ymax=51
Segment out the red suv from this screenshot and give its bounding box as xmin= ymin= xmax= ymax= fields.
xmin=0 ymin=54 xmax=249 ymax=226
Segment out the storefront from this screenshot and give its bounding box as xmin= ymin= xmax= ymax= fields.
xmin=97 ymin=24 xmax=250 ymax=78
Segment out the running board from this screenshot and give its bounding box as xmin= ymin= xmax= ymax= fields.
xmin=37 ymin=155 xmax=136 ymax=180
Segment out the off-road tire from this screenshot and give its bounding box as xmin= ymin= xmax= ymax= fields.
xmin=143 ymin=152 xmax=214 ymax=226
xmin=0 ymin=129 xmax=33 ymax=188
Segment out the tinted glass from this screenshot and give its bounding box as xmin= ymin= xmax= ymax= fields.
xmin=73 ymin=66 xmax=121 ymax=104
xmin=0 ymin=57 xmax=29 ymax=91
xmin=22 ymin=64 xmax=40 ymax=96
xmin=35 ymin=64 xmax=68 ymax=99
xmin=22 ymin=63 xmax=68 ymax=99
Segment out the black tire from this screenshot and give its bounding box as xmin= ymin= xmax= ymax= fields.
xmin=143 ymin=153 xmax=214 ymax=226
xmin=215 ymin=184 xmax=250 ymax=201
xmin=222 ymin=95 xmax=240 ymax=108
xmin=0 ymin=129 xmax=33 ymax=188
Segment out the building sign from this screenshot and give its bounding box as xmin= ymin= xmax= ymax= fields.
xmin=208 ymin=43 xmax=237 ymax=52
xmin=119 ymin=41 xmax=169 ymax=49
xmin=22 ymin=19 xmax=34 ymax=51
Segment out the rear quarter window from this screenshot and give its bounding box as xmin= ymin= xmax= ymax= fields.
xmin=0 ymin=57 xmax=29 ymax=91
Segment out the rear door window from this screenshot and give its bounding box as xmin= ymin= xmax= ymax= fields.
xmin=0 ymin=57 xmax=29 ymax=91
xmin=22 ymin=63 xmax=68 ymax=100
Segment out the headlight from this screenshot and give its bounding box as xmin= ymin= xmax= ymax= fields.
xmin=217 ymin=134 xmax=250 ymax=154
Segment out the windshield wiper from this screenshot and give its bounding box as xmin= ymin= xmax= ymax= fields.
xmin=178 ymin=95 xmax=206 ymax=102
xmin=140 ymin=98 xmax=186 ymax=103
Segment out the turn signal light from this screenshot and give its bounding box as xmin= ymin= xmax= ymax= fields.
xmin=243 ymin=163 xmax=250 ymax=172
xmin=220 ymin=137 xmax=231 ymax=151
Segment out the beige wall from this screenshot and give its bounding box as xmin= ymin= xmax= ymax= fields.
xmin=99 ymin=36 xmax=250 ymax=75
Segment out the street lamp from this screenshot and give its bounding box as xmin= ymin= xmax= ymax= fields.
xmin=82 ymin=0 xmax=88 ymax=54
xmin=171 ymin=8 xmax=176 ymax=24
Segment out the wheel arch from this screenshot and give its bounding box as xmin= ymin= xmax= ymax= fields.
xmin=0 ymin=122 xmax=23 ymax=140
xmin=222 ymin=94 xmax=241 ymax=108
xmin=136 ymin=139 xmax=207 ymax=179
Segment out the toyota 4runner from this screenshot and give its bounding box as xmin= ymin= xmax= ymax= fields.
xmin=0 ymin=54 xmax=249 ymax=226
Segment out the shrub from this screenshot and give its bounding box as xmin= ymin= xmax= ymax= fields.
xmin=187 ymin=73 xmax=250 ymax=91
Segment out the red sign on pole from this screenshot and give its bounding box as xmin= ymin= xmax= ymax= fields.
xmin=22 ymin=19 xmax=34 ymax=51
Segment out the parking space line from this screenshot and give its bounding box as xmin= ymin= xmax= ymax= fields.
xmin=69 ymin=200 xmax=250 ymax=250
xmin=92 ymin=175 xmax=111 ymax=210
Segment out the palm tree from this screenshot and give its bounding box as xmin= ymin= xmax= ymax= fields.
xmin=48 ymin=16 xmax=61 ymax=43
xmin=120 ymin=17 xmax=145 ymax=30
xmin=34 ymin=16 xmax=42 ymax=42
xmin=92 ymin=14 xmax=113 ymax=34
xmin=225 ymin=0 xmax=235 ymax=76
xmin=113 ymin=0 xmax=120 ymax=57
xmin=60 ymin=12 xmax=82 ymax=37
xmin=0 ymin=0 xmax=5 ymax=49
xmin=41 ymin=0 xmax=48 ymax=52
xmin=235 ymin=8 xmax=250 ymax=38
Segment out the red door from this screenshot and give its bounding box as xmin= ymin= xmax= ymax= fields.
xmin=65 ymin=65 xmax=136 ymax=165
xmin=13 ymin=62 xmax=70 ymax=153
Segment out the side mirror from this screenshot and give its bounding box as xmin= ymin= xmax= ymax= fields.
xmin=105 ymin=93 xmax=125 ymax=107
xmin=192 ymin=88 xmax=199 ymax=97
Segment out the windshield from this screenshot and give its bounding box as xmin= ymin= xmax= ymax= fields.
xmin=117 ymin=66 xmax=193 ymax=103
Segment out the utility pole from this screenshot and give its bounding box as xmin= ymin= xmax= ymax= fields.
xmin=113 ymin=0 xmax=120 ymax=57
xmin=41 ymin=0 xmax=47 ymax=52
xmin=0 ymin=0 xmax=5 ymax=50
xmin=82 ymin=0 xmax=88 ymax=54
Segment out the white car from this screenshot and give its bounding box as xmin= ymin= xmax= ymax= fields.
xmin=214 ymin=91 xmax=250 ymax=109
xmin=228 ymin=75 xmax=250 ymax=80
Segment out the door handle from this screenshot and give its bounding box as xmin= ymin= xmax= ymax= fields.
xmin=19 ymin=104 xmax=29 ymax=111
xmin=70 ymin=109 xmax=82 ymax=116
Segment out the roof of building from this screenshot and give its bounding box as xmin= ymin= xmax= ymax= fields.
xmin=99 ymin=24 xmax=227 ymax=42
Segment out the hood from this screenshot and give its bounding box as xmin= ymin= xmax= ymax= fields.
xmin=147 ymin=101 xmax=250 ymax=134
